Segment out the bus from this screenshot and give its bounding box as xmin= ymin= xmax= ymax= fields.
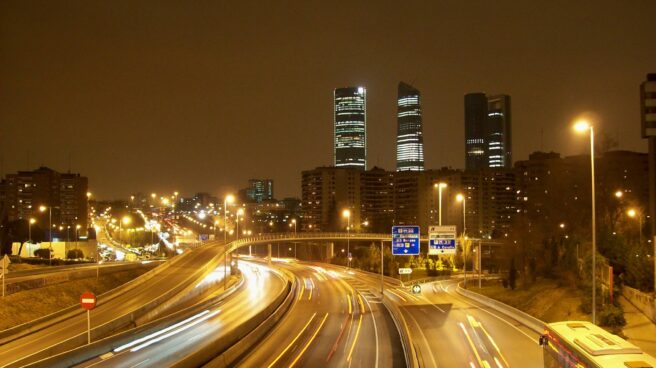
xmin=539 ymin=321 xmax=656 ymax=368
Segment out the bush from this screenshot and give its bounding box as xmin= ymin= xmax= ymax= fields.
xmin=599 ymin=305 xmax=626 ymax=328
xmin=67 ymin=249 xmax=84 ymax=259
xmin=33 ymin=248 xmax=52 ymax=259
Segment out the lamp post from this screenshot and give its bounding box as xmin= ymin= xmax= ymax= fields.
xmin=28 ymin=218 xmax=36 ymax=244
xmin=343 ymin=209 xmax=351 ymax=268
xmin=574 ymin=119 xmax=597 ymax=324
xmin=291 ymin=219 xmax=297 ymax=258
xmin=435 ymin=182 xmax=448 ymax=226
xmin=627 ymin=209 xmax=643 ymax=246
xmin=223 ymin=194 xmax=235 ymax=288
xmin=39 ymin=205 xmax=55 ymax=265
xmin=456 ymin=194 xmax=467 ymax=288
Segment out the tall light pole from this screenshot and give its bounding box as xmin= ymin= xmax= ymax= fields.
xmin=291 ymin=218 xmax=297 ymax=258
xmin=28 ymin=218 xmax=36 ymax=244
xmin=456 ymin=194 xmax=467 ymax=288
xmin=435 ymin=182 xmax=448 ymax=226
xmin=627 ymin=209 xmax=643 ymax=246
xmin=223 ymin=194 xmax=235 ymax=289
xmin=343 ymin=209 xmax=351 ymax=268
xmin=39 ymin=205 xmax=54 ymax=265
xmin=574 ymin=119 xmax=597 ymax=324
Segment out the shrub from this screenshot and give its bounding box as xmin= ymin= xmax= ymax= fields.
xmin=599 ymin=305 xmax=626 ymax=328
xmin=33 ymin=248 xmax=52 ymax=259
xmin=67 ymin=249 xmax=84 ymax=259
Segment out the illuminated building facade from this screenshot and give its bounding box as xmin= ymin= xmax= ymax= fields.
xmin=465 ymin=92 xmax=512 ymax=170
xmin=396 ymin=82 xmax=425 ymax=172
xmin=487 ymin=95 xmax=512 ymax=168
xmin=334 ymin=87 xmax=367 ymax=170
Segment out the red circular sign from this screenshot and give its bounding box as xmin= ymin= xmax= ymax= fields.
xmin=80 ymin=291 xmax=97 ymax=310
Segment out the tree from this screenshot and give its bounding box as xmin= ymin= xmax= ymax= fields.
xmin=67 ymin=249 xmax=84 ymax=259
xmin=509 ymin=258 xmax=517 ymax=290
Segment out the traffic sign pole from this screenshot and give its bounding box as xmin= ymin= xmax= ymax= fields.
xmin=87 ymin=309 xmax=91 ymax=344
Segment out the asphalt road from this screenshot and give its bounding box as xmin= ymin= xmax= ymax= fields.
xmin=0 ymin=241 xmax=227 ymax=367
xmin=335 ymin=268 xmax=543 ymax=368
xmin=73 ymin=260 xmax=288 ymax=367
xmin=238 ymin=259 xmax=405 ymax=368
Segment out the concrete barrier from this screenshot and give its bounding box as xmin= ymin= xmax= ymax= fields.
xmin=623 ymin=285 xmax=656 ymax=323
xmin=456 ymin=283 xmax=546 ymax=334
xmin=202 ymin=269 xmax=296 ymax=368
xmin=22 ymin=276 xmax=245 ymax=368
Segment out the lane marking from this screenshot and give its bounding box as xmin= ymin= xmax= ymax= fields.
xmin=443 ymin=282 xmax=539 ymax=344
xmin=289 ymin=313 xmax=329 ymax=367
xmin=346 ymin=312 xmax=363 ymax=362
xmin=297 ymin=278 xmax=305 ymax=301
xmin=267 ymin=312 xmax=317 ymax=368
xmin=347 ymin=294 xmax=353 ymax=315
xmin=386 ymin=288 xmax=407 ymax=302
xmin=326 ymin=314 xmax=351 ymax=362
xmin=459 ymin=322 xmax=484 ymax=368
xmin=404 ymin=306 xmax=438 ymax=368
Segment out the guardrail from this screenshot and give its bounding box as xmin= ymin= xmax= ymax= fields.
xmin=4 ymin=262 xmax=160 ymax=295
xmin=455 ymin=283 xmax=546 ymax=334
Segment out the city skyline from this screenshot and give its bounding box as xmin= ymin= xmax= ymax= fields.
xmin=1 ymin=1 xmax=655 ymax=199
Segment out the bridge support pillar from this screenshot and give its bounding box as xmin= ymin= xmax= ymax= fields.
xmin=326 ymin=242 xmax=334 ymax=260
xmin=267 ymin=243 xmax=272 ymax=265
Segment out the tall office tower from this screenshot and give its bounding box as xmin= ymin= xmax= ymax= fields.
xmin=396 ymin=82 xmax=425 ymax=172
xmin=464 ymin=93 xmax=489 ymax=171
xmin=487 ymin=95 xmax=512 ymax=168
xmin=641 ymin=73 xmax=656 ymax=238
xmin=334 ymin=87 xmax=367 ymax=170
xmin=246 ymin=179 xmax=274 ymax=203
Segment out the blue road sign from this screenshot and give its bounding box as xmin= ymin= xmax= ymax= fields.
xmin=392 ymin=226 xmax=420 ymax=255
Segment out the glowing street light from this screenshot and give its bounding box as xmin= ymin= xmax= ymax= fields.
xmin=434 ymin=182 xmax=448 ymax=225
xmin=456 ymin=193 xmax=468 ymax=287
xmin=343 ymin=209 xmax=351 ymax=267
xmin=223 ymin=194 xmax=235 ymax=288
xmin=573 ymin=118 xmax=597 ymax=324
xmin=627 ymin=208 xmax=643 ymax=246
xmin=28 ymin=218 xmax=36 ymax=244
xmin=615 ymin=190 xmax=623 ymax=199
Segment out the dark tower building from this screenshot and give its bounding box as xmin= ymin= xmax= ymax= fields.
xmin=487 ymin=95 xmax=512 ymax=168
xmin=334 ymin=87 xmax=367 ymax=170
xmin=396 ymin=82 xmax=425 ymax=172
xmin=464 ymin=93 xmax=489 ymax=171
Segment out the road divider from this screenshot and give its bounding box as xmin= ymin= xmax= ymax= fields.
xmin=455 ymin=283 xmax=546 ymax=334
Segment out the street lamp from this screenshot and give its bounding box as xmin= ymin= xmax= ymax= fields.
xmin=224 ymin=194 xmax=235 ymax=288
xmin=456 ymin=194 xmax=467 ymax=287
xmin=614 ymin=190 xmax=623 ymax=199
xmin=627 ymin=209 xmax=643 ymax=246
xmin=28 ymin=218 xmax=36 ymax=244
xmin=574 ymin=119 xmax=598 ymax=324
xmin=291 ymin=218 xmax=297 ymax=258
xmin=120 ymin=216 xmax=131 ymax=244
xmin=434 ymin=182 xmax=448 ymax=226
xmin=343 ymin=209 xmax=351 ymax=267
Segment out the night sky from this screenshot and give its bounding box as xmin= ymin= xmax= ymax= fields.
xmin=1 ymin=1 xmax=655 ymax=200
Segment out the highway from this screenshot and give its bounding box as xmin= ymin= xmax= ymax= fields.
xmin=324 ymin=266 xmax=543 ymax=368
xmin=396 ymin=279 xmax=542 ymax=368
xmin=72 ymin=260 xmax=288 ymax=367
xmin=0 ymin=241 xmax=229 ymax=367
xmin=239 ymin=259 xmax=405 ymax=368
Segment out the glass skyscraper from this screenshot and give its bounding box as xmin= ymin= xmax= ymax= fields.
xmin=465 ymin=93 xmax=512 ymax=170
xmin=465 ymin=93 xmax=489 ymax=171
xmin=487 ymin=95 xmax=512 ymax=168
xmin=396 ymin=82 xmax=424 ymax=172
xmin=334 ymin=87 xmax=366 ymax=170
